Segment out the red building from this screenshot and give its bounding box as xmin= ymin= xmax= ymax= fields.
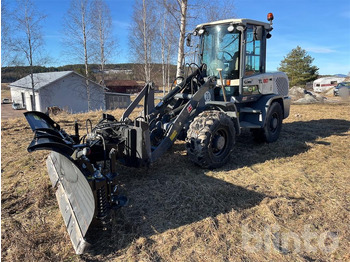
xmin=105 ymin=80 xmax=144 ymax=94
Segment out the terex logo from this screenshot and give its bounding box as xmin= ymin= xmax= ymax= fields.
xmin=187 ymin=104 xmax=193 ymax=113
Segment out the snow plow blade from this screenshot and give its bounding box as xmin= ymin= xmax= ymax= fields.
xmin=46 ymin=151 xmax=95 ymax=254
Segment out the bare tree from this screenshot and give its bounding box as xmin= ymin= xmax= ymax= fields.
xmin=1 ymin=0 xmax=12 ymax=67
xmin=142 ymin=0 xmax=150 ymax=82
xmin=63 ymin=0 xmax=92 ymax=110
xmin=194 ymin=0 xmax=236 ymax=23
xmin=157 ymin=0 xmax=177 ymax=94
xmin=129 ymin=0 xmax=157 ymax=82
xmin=162 ymin=0 xmax=235 ymax=79
xmin=90 ymin=0 xmax=115 ymax=86
xmin=129 ymin=0 xmax=235 ymax=84
xmin=162 ymin=0 xmax=188 ymax=79
xmin=160 ymin=14 xmax=167 ymax=93
xmin=176 ymin=0 xmax=188 ymax=79
xmin=10 ymin=0 xmax=47 ymax=111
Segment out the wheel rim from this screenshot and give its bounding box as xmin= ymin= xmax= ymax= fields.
xmin=212 ymin=128 xmax=228 ymax=157
xmin=269 ymin=112 xmax=279 ymax=133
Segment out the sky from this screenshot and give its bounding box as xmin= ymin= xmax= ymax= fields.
xmin=4 ymin=0 xmax=350 ymax=75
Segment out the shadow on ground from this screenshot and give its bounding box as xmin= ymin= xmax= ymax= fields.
xmin=82 ymin=119 xmax=349 ymax=257
xmin=223 ymin=119 xmax=350 ymax=170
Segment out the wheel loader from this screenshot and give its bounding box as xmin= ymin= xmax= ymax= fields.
xmin=24 ymin=13 xmax=290 ymax=254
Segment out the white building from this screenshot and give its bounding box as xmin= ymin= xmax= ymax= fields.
xmin=10 ymin=71 xmax=106 ymax=113
xmin=313 ymin=77 xmax=345 ymax=92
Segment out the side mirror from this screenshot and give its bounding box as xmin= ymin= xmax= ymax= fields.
xmin=186 ymin=33 xmax=192 ymax=47
xmin=253 ymin=26 xmax=264 ymax=41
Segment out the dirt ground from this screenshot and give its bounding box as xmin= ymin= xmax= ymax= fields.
xmin=1 ymin=85 xmax=27 ymax=120
xmin=1 ymin=103 xmax=27 ymax=120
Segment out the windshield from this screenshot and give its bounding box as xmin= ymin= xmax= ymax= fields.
xmin=200 ymin=25 xmax=240 ymax=79
xmin=339 ymin=82 xmax=350 ymax=87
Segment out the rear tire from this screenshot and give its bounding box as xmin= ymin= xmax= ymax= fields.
xmin=252 ymin=102 xmax=283 ymax=143
xmin=186 ymin=111 xmax=235 ymax=168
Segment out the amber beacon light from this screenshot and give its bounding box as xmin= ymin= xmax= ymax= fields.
xmin=267 ymin=12 xmax=274 ymax=22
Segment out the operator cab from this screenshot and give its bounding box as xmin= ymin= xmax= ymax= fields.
xmin=192 ymin=15 xmax=274 ymax=102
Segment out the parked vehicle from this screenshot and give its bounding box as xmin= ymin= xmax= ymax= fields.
xmin=2 ymin=98 xmax=11 ymax=104
xmin=334 ymin=82 xmax=350 ymax=96
xmin=313 ymin=77 xmax=345 ymax=92
xmin=12 ymin=102 xmax=24 ymax=110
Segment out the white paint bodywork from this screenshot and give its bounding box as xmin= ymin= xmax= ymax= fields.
xmin=313 ymin=77 xmax=345 ymax=92
xmin=243 ymin=72 xmax=289 ymax=96
xmin=196 ymin=18 xmax=272 ymax=30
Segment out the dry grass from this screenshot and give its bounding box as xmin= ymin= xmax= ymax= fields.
xmin=1 ymin=83 xmax=11 ymax=99
xmin=1 ymin=102 xmax=350 ymax=262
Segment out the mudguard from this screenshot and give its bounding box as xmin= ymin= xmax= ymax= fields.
xmin=46 ymin=151 xmax=95 ymax=254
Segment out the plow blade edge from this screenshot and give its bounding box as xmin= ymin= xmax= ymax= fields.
xmin=47 ymin=152 xmax=95 ymax=254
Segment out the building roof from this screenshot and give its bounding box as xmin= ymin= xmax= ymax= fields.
xmin=9 ymin=71 xmax=107 ymax=91
xmin=105 ymin=92 xmax=132 ymax=96
xmin=9 ymin=71 xmax=74 ymax=90
xmin=105 ymin=80 xmax=142 ymax=87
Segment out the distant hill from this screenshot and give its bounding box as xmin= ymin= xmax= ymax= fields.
xmin=1 ymin=65 xmax=98 ymax=83
xmin=1 ymin=64 xmax=177 ymax=84
xmin=318 ymin=74 xmax=348 ymax=79
xmin=334 ymin=74 xmax=348 ymax=78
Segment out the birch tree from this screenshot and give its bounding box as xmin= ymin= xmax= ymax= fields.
xmin=163 ymin=0 xmax=235 ymax=79
xmin=10 ymin=0 xmax=47 ymax=111
xmin=176 ymin=0 xmax=188 ymax=79
xmin=129 ymin=0 xmax=157 ymax=82
xmin=159 ymin=8 xmax=167 ymax=93
xmin=63 ymin=0 xmax=92 ymax=110
xmin=90 ymin=0 xmax=115 ymax=86
xmin=142 ymin=0 xmax=150 ymax=82
xmin=162 ymin=0 xmax=188 ymax=79
xmin=158 ymin=0 xmax=177 ymax=93
xmin=129 ymin=0 xmax=235 ymax=83
xmin=195 ymin=0 xmax=236 ymax=23
xmin=1 ymin=0 xmax=11 ymax=67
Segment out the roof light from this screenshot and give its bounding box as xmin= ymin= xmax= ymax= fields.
xmin=267 ymin=13 xmax=274 ymax=22
xmin=198 ymin=27 xmax=205 ymax=35
xmin=227 ymin=24 xmax=234 ymax=32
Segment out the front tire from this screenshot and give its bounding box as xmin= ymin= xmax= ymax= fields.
xmin=253 ymin=102 xmax=283 ymax=143
xmin=186 ymin=111 xmax=235 ymax=168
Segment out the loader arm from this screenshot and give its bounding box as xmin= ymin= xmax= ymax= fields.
xmin=151 ymin=76 xmax=216 ymax=161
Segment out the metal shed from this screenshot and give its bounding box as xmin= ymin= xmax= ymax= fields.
xmin=105 ymin=92 xmax=131 ymax=109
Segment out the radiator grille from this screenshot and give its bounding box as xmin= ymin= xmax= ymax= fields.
xmin=275 ymin=77 xmax=289 ymax=96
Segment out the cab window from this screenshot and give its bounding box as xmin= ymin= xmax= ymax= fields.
xmin=245 ymin=27 xmax=261 ymax=76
